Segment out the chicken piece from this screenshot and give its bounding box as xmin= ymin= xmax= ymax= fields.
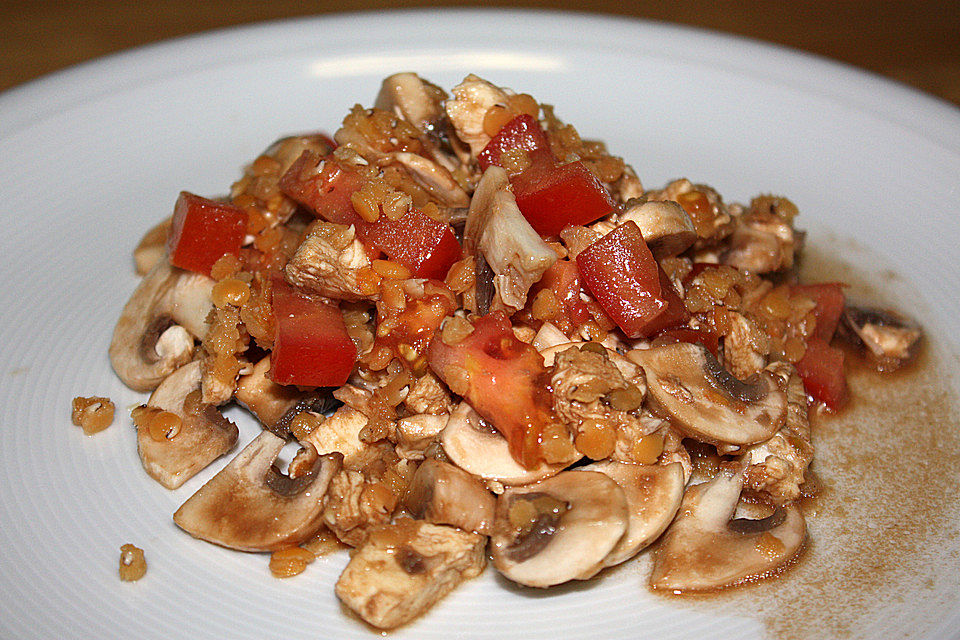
xmin=611 ymin=410 xmax=671 ymax=464
xmin=739 ymin=362 xmax=813 ymax=504
xmin=722 ymin=312 xmax=769 ymax=380
xmin=395 ymin=414 xmax=448 ymax=461
xmin=721 ymin=210 xmax=798 ymax=274
xmin=404 ymin=371 xmax=455 ymax=415
xmin=444 ymin=74 xmax=513 ymax=157
xmin=302 ymin=405 xmax=369 ymax=467
xmin=382 ymin=152 xmax=470 ymax=208
xmin=335 ymin=519 xmax=486 ymax=629
xmin=285 ymin=222 xmax=375 ymax=301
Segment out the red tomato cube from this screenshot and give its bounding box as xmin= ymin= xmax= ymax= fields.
xmin=279 ymin=151 xmax=365 ymax=226
xmin=796 ymin=337 xmax=847 ymax=410
xmin=512 ymin=160 xmax=616 ymax=237
xmin=356 ymin=209 xmax=461 ymax=280
xmin=794 ymin=282 xmax=846 ymax=341
xmin=167 ymin=192 xmax=247 ymax=277
xmin=270 ymin=280 xmax=357 ymax=387
xmin=576 ymin=221 xmax=668 ymax=338
xmin=478 ymin=114 xmax=554 ymax=171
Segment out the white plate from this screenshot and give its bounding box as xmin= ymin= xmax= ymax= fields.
xmin=2 ymin=9 xmax=959 ymax=640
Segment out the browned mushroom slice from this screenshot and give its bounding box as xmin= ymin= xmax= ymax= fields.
xmin=842 ymin=305 xmax=923 ymax=371
xmin=490 ymin=471 xmax=628 ymax=588
xmin=649 ymin=469 xmax=805 ymax=592
xmin=234 ymin=355 xmax=303 ymax=429
xmin=173 ymin=431 xmax=342 ymax=551
xmin=133 ymin=216 xmax=171 ymax=276
xmin=335 ymin=518 xmax=486 ymax=630
xmin=441 ymin=402 xmax=576 ymax=485
xmin=619 ymin=200 xmax=696 ymax=259
xmin=402 ymin=458 xmax=496 ymax=535
xmin=627 ymin=343 xmax=786 ymax=446
xmin=135 ymin=361 xmax=238 ymax=489
xmin=110 ymin=257 xmax=214 ymax=391
xmin=581 ymin=461 xmax=685 ymax=567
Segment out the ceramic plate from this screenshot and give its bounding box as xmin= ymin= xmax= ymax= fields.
xmin=1 ymin=9 xmax=959 ymax=639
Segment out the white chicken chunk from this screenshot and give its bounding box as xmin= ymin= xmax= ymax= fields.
xmin=444 ymin=74 xmax=513 ymax=157
xmin=301 ymin=405 xmax=369 ymax=468
xmin=336 ymin=519 xmax=486 ymax=629
xmin=285 ymin=222 xmax=374 ymax=301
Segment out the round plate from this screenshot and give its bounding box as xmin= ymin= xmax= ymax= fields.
xmin=1 ymin=9 xmax=959 ymax=640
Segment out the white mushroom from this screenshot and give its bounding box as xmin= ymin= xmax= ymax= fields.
xmin=581 ymin=461 xmax=685 ymax=566
xmin=619 ymin=200 xmax=696 ymax=259
xmin=375 ymin=72 xmax=446 ymax=134
xmin=444 ymin=74 xmax=514 ymax=157
xmin=133 ymin=216 xmax=171 ymax=276
xmin=441 ymin=402 xmax=576 ymax=486
xmin=234 ymin=356 xmax=303 ymax=429
xmin=135 ymin=361 xmax=239 ymax=489
xmin=401 ymin=458 xmax=496 ymax=535
xmin=627 ymin=343 xmax=786 ymax=447
xmin=382 ymin=151 xmax=470 ymax=207
xmin=173 ymin=431 xmax=342 ymax=551
xmin=649 ymin=469 xmax=806 ymax=592
xmin=110 ymin=258 xmax=214 ymax=391
xmin=490 ymin=470 xmax=629 ymax=587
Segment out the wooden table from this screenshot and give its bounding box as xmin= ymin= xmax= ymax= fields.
xmin=3 ymin=1 xmax=959 ymax=107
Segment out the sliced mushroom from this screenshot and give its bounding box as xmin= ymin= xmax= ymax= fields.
xmin=395 ymin=413 xmax=448 ymax=461
xmin=842 ymin=305 xmax=923 ymax=371
xmin=490 ymin=470 xmax=629 ymax=587
xmin=234 ymin=355 xmax=303 ymax=429
xmin=374 ymin=72 xmax=447 ymax=136
xmin=619 ymin=200 xmax=696 ymax=259
xmin=464 ymin=166 xmax=557 ymax=312
xmin=135 ymin=361 xmax=239 ymax=489
xmin=402 ymin=458 xmax=496 ymax=535
xmin=649 ymin=469 xmax=805 ymax=592
xmin=110 ymin=258 xmax=214 ymax=391
xmin=582 ymin=461 xmax=685 ymax=567
xmin=133 ymin=216 xmax=171 ymax=276
xmin=440 ymin=402 xmax=576 ymax=485
xmin=173 ymin=431 xmax=342 ymax=551
xmin=627 ymin=343 xmax=786 ymax=446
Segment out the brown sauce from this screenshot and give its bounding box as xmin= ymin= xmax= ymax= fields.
xmin=656 ymin=237 xmax=960 ymax=638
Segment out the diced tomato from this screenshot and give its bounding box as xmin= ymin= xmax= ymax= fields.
xmin=477 ymin=114 xmax=553 ymax=171
xmin=356 ymin=209 xmax=461 ymax=280
xmin=796 ymin=337 xmax=847 ymax=409
xmin=512 ymin=159 xmax=616 ymax=237
xmin=428 ymin=312 xmax=554 ymax=468
xmin=167 ymin=192 xmax=247 ymax=277
xmin=639 ymin=266 xmax=690 ymax=336
xmin=270 ymin=279 xmax=357 ymax=387
xmin=279 ymin=151 xmax=365 ymax=226
xmin=794 ymin=283 xmax=846 ymax=341
xmin=576 ymin=221 xmax=669 ymax=338
xmin=652 ymin=327 xmax=720 ymax=357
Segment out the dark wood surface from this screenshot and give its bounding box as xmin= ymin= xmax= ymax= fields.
xmin=3 ymin=1 xmax=959 ymax=107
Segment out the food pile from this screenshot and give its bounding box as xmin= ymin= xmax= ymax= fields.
xmin=108 ymin=73 xmax=922 ymax=628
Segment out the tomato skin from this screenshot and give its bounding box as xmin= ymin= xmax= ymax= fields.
xmin=279 ymin=151 xmax=365 ymax=226
xmin=270 ymin=279 xmax=357 ymax=387
xmin=796 ymin=337 xmax=847 ymax=409
xmin=576 ymin=221 xmax=669 ymax=338
xmin=512 ymin=160 xmax=616 ymax=237
xmin=167 ymin=192 xmax=247 ymax=277
xmin=428 ymin=312 xmax=553 ymax=468
xmin=356 ymin=209 xmax=461 ymax=280
xmin=794 ymin=283 xmax=846 ymax=341
xmin=639 ymin=267 xmax=691 ymax=336
xmin=477 ymin=114 xmax=553 ymax=171
xmin=652 ymin=327 xmax=720 ymax=357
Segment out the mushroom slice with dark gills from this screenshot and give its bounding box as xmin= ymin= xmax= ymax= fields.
xmin=173 ymin=431 xmax=342 ymax=551
xmin=132 ymin=360 xmax=238 ymax=489
xmin=842 ymin=305 xmax=923 ymax=371
xmin=618 ymin=199 xmax=696 ymax=259
xmin=110 ymin=257 xmax=214 ymax=391
xmin=440 ymin=402 xmax=578 ymax=486
xmin=490 ymin=470 xmax=629 ymax=587
xmin=582 ymin=461 xmax=686 ymax=567
xmin=401 ymin=458 xmax=496 ymax=535
xmin=335 ymin=518 xmax=486 ymax=630
xmin=649 ymin=468 xmax=805 ymax=592
xmin=627 ymin=343 xmax=786 ymax=447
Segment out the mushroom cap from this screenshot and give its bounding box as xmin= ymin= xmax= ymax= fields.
xmin=620 ymin=200 xmax=696 ymax=259
xmin=137 ymin=361 xmax=239 ymax=489
xmin=490 ymin=470 xmax=629 ymax=588
xmin=401 ymin=458 xmax=496 ymax=535
xmin=234 ymin=355 xmax=303 ymax=429
xmin=173 ymin=430 xmax=342 ymax=551
xmin=649 ymin=470 xmax=806 ymax=592
xmin=110 ymin=258 xmax=214 ymax=391
xmin=440 ymin=402 xmax=576 ymax=485
xmin=627 ymin=343 xmax=786 ymax=446
xmin=581 ymin=461 xmax=686 ymax=567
